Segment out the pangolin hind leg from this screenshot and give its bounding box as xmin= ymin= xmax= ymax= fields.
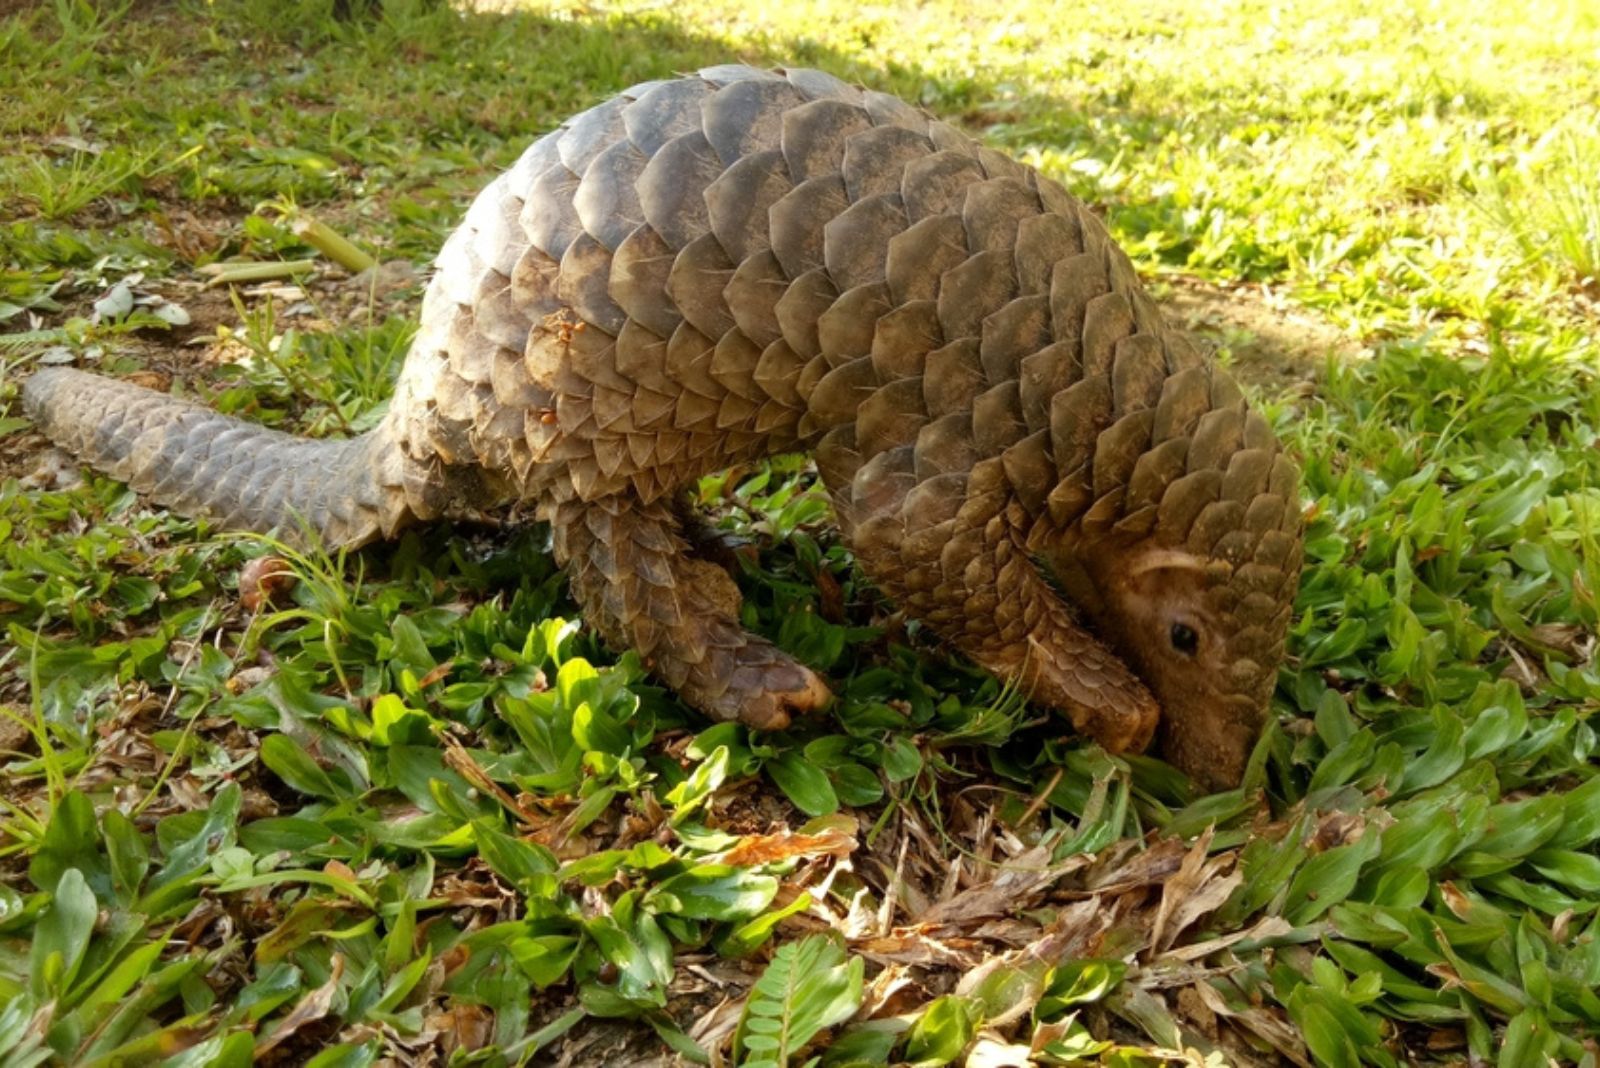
xmin=819 ymin=437 xmax=1160 ymax=755
xmin=552 ymin=494 xmax=831 ymax=730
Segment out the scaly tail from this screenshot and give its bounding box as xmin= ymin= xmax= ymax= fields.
xmin=22 ymin=367 xmax=440 ymax=548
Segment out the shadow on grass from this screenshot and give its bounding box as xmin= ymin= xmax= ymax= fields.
xmin=181 ymin=0 xmax=1339 ymax=379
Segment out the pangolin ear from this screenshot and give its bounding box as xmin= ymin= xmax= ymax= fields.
xmin=1126 ymin=548 xmax=1208 ymax=581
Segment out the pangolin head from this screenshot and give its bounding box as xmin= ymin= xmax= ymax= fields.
xmin=1042 ymin=367 xmax=1305 ymax=792
xmin=1077 ymin=537 xmax=1301 ymax=791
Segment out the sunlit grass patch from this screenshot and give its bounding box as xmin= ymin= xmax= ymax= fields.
xmin=1474 ymin=124 xmax=1600 ymax=295
xmin=3 ymin=0 xmax=1600 ymax=1064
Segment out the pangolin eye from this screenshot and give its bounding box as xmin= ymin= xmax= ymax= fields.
xmin=1170 ymin=622 xmax=1199 ymax=656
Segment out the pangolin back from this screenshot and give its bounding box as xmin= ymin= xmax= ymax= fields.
xmin=23 ymin=66 xmax=1303 ymax=788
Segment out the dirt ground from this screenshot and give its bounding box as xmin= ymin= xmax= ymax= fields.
xmin=1156 ymin=276 xmax=1362 ymax=393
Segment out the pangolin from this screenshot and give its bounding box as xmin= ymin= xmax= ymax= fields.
xmin=23 ymin=66 xmax=1303 ymax=790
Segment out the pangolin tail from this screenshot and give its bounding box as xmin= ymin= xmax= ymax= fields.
xmin=23 ymin=367 xmax=420 ymax=549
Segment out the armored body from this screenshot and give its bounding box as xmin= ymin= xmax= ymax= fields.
xmin=24 ymin=66 xmax=1303 ymax=790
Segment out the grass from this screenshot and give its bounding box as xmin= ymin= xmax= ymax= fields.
xmin=1473 ymin=125 xmax=1600 ymax=297
xmin=1 ymin=0 xmax=1599 ymax=1064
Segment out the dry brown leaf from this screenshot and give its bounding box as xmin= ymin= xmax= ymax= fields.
xmin=672 ymin=954 xmax=751 ymax=995
xmin=839 ymin=880 xmax=881 ymax=940
xmin=256 ymin=953 xmax=346 ymax=1055
xmin=227 ymin=665 xmax=275 ymax=695
xmin=1311 ymin=810 xmax=1365 ymax=851
xmin=1439 ymin=881 xmax=1474 ymax=921
xmin=967 ymin=1033 xmax=1036 ymax=1067
xmin=1528 ymin=622 xmax=1590 ymax=660
xmin=239 ymin=555 xmax=296 ymax=611
xmin=1162 ymin=867 xmax=1242 ymax=951
xmin=0 ymin=707 xmax=34 ymax=756
xmin=1176 ymin=983 xmax=1219 ymax=1039
xmin=1425 ymin=1027 xmax=1468 ymax=1052
xmin=323 ymin=858 xmax=357 ymax=882
xmin=938 ymin=841 xmax=965 ymax=902
xmin=1160 ymin=915 xmax=1293 ymax=964
xmin=442 ymin=738 xmax=549 ymax=831
xmin=427 ymin=1003 xmax=493 ymax=1054
xmin=856 ymin=961 xmax=918 ymax=1021
xmin=919 ymin=845 xmax=1089 ymax=925
xmin=1193 ymin=976 xmax=1312 ymax=1068
xmin=953 ymin=897 xmax=1117 ymax=1028
xmin=877 ymin=835 xmax=910 ymax=936
xmin=1086 ymin=835 xmax=1189 ymax=893
xmin=853 ymin=931 xmax=986 ymax=969
xmin=1029 ymin=1018 xmax=1075 ymax=1054
xmin=814 ymin=564 xmax=846 ymax=623
xmin=125 ymin=370 xmax=172 ymax=392
xmin=687 ymin=993 xmax=745 ymax=1068
xmin=713 ymin=826 xmax=856 ymax=866
xmin=415 ymin=662 xmax=454 ymax=688
xmin=1149 ymin=828 xmax=1214 ymax=954
xmin=967 ymin=918 xmax=1050 ymax=947
xmin=167 ymin=775 xmax=207 ymax=812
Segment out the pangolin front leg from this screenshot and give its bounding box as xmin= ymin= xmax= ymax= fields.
xmin=553 ymin=495 xmax=831 ymax=731
xmin=820 ymin=442 xmax=1159 ymax=755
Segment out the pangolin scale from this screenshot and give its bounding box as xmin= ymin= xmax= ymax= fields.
xmin=23 ymin=66 xmax=1303 ymax=790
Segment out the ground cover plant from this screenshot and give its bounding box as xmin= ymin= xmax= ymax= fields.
xmin=1 ymin=0 xmax=1599 ymax=1064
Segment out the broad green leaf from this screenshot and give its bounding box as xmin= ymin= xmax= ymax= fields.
xmin=1527 ymin=848 xmax=1600 ymax=894
xmin=1284 ymin=833 xmax=1381 ymax=924
xmin=1454 ymin=795 xmax=1566 ymax=875
xmin=1037 ymin=959 xmax=1127 ymax=1020
xmin=255 ymin=900 xmax=355 ymax=963
xmin=383 ymin=900 xmax=418 ymax=976
xmin=819 ymin=1022 xmax=903 ymax=1066
xmin=29 ymin=868 xmax=96 ymax=999
xmin=665 ymin=745 xmax=729 ymax=821
xmin=158 ymin=1030 xmax=254 ymax=1068
xmin=1289 ymin=994 xmax=1361 ymax=1068
xmin=717 ymin=892 xmax=814 ymax=957
xmin=150 ymin=784 xmax=242 ymax=891
xmin=1547 ymin=775 xmax=1600 ymax=850
xmin=572 ymin=699 xmax=630 ymax=754
xmin=102 ymin=810 xmax=150 ymax=905
xmin=647 ymin=865 xmax=779 ymax=921
xmin=579 ymin=893 xmax=673 ymax=1016
xmin=904 ymin=995 xmax=979 ymax=1066
xmin=28 ymin=791 xmax=111 ymax=903
xmin=556 ymin=657 xmax=601 ymax=709
xmin=259 ymin=735 xmax=352 ymax=801
xmin=369 ymin=694 xmax=435 ymax=747
xmin=1498 ymin=1010 xmax=1556 ymax=1068
xmin=371 ymin=949 xmax=432 ymax=1014
xmin=881 ymin=738 xmax=923 ymax=782
xmin=648 ymin=1015 xmax=711 ymax=1065
xmin=768 ymin=752 xmax=839 ymax=816
xmin=510 ymin=934 xmax=580 ymax=988
xmin=1314 ymin=690 xmax=1356 ymax=748
xmin=304 ymin=1040 xmax=381 ymax=1068
xmin=1397 ymin=709 xmax=1465 ymax=793
xmin=71 ymin=940 xmax=165 ymax=1025
xmin=234 ymin=963 xmax=303 ymax=1023
xmin=238 ymin=817 xmax=354 ymax=859
xmin=1307 ymin=730 xmax=1377 ymax=794
xmin=474 ymin=821 xmax=559 ymax=894
xmin=830 ymin=762 xmax=884 ymax=807
xmin=387 ymin=615 xmax=436 ymax=675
